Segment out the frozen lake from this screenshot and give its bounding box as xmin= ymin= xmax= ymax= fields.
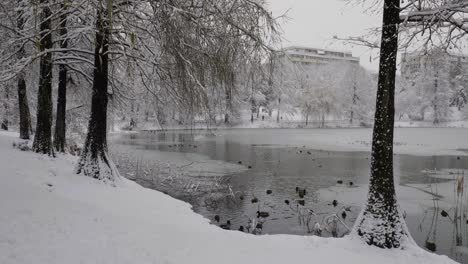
xmin=111 ymin=128 xmax=468 ymax=263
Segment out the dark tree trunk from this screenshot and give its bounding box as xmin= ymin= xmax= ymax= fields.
xmin=76 ymin=6 xmax=118 ymax=181
xmin=17 ymin=76 xmax=32 ymax=139
xmin=54 ymin=4 xmax=68 ymax=152
xmin=354 ymin=0 xmax=410 ymax=248
xmin=224 ymin=83 xmax=231 ymax=124
xmin=350 ymin=83 xmax=357 ymax=125
xmin=16 ymin=3 xmax=32 ymax=140
xmin=1 ymin=85 xmax=9 ymax=131
xmin=276 ymin=98 xmax=281 ymax=123
xmin=433 ymin=70 xmax=439 ymax=125
xmin=32 ymin=0 xmax=54 ymax=156
xmin=251 ymin=99 xmax=255 ymax=123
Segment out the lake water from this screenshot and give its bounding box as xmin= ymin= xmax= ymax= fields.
xmin=111 ymin=128 xmax=468 ymax=263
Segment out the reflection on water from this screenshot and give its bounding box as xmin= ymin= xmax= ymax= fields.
xmin=111 ymin=129 xmax=468 ymax=263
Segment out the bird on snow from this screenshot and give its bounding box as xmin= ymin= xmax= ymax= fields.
xmin=220 ymin=220 xmax=231 ymax=230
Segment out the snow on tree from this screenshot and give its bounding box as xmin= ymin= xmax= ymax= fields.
xmin=339 ymin=0 xmax=468 ymax=249
xmin=75 ymin=0 xmax=118 ymax=181
xmin=352 ymin=0 xmax=413 ymax=249
xmin=32 ymin=0 xmax=55 ymax=156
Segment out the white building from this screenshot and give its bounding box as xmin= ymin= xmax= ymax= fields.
xmin=281 ymin=46 xmax=360 ymax=66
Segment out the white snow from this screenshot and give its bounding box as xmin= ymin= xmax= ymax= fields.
xmin=0 ymin=131 xmax=457 ymax=264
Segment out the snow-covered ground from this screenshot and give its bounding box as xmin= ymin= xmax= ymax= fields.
xmin=0 ymin=131 xmax=458 ymax=264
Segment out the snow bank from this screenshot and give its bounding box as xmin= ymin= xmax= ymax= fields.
xmin=0 ymin=132 xmax=456 ymax=264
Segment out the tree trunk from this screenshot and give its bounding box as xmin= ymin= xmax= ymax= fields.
xmin=16 ymin=2 xmax=32 ymax=140
xmin=321 ymin=112 xmax=325 ymax=128
xmin=224 ymin=83 xmax=231 ymax=124
xmin=76 ymin=5 xmax=118 ymax=181
xmin=32 ymin=0 xmax=54 ymax=156
xmin=1 ymin=85 xmax=9 ymax=131
xmin=251 ymin=98 xmax=255 ymax=123
xmin=54 ymin=4 xmax=68 ymax=152
xmin=353 ymin=0 xmax=411 ymax=248
xmin=276 ymin=98 xmax=281 ymax=123
xmin=433 ymin=70 xmax=439 ymax=125
xmin=17 ymin=76 xmax=32 ymax=139
xmin=351 ymin=69 xmax=358 ymax=125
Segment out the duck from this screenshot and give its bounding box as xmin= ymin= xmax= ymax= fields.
xmin=337 ymin=180 xmax=343 ymax=184
xmin=341 ymin=211 xmax=347 ymax=220
xmin=296 ymin=187 xmax=306 ymax=198
xmin=441 ymin=210 xmax=448 ymax=217
xmin=220 ymin=220 xmax=231 ymax=230
xmin=257 ymin=211 xmax=270 ymax=218
xmin=255 ymin=222 xmax=263 ymax=230
xmin=332 ymin=200 xmax=338 ymax=207
xmin=266 ymin=190 xmax=272 ymax=195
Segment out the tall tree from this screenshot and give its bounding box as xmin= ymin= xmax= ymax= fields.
xmin=16 ymin=1 xmax=32 ymax=140
xmin=32 ymin=0 xmax=54 ymax=155
xmin=1 ymin=84 xmax=9 ymax=130
xmin=76 ymin=1 xmax=117 ymax=181
xmin=353 ymin=0 xmax=411 ymax=248
xmin=54 ymin=3 xmax=69 ymax=152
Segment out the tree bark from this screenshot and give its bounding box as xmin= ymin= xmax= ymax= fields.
xmin=17 ymin=75 xmax=32 ymax=139
xmin=354 ymin=0 xmax=411 ymax=248
xmin=54 ymin=4 xmax=68 ymax=152
xmin=32 ymin=0 xmax=54 ymax=155
xmin=224 ymin=83 xmax=231 ymax=124
xmin=76 ymin=5 xmax=118 ymax=181
xmin=16 ymin=2 xmax=32 ymax=140
xmin=433 ymin=70 xmax=439 ymax=125
xmin=1 ymin=85 xmax=9 ymax=131
xmin=276 ymin=98 xmax=281 ymax=123
xmin=350 ymin=82 xmax=357 ymax=125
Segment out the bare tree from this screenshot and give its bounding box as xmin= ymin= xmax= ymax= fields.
xmin=54 ymin=3 xmax=69 ymax=152
xmin=346 ymin=0 xmax=468 ymax=248
xmin=32 ymin=0 xmax=54 ymax=155
xmin=76 ymin=0 xmax=116 ymax=180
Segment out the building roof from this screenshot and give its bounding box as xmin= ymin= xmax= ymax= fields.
xmin=281 ymin=45 xmax=359 ymax=63
xmin=283 ymin=45 xmax=354 ymax=55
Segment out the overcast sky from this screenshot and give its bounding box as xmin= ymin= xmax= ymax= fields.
xmin=267 ymin=0 xmax=383 ymax=71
